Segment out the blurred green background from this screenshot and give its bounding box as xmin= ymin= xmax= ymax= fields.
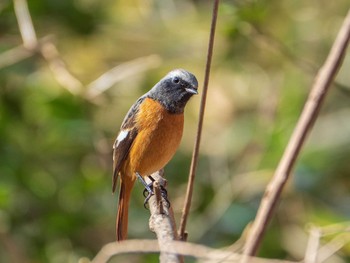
xmin=1 ymin=0 xmax=350 ymax=262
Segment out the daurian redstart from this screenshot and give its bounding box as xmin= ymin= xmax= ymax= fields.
xmin=112 ymin=69 xmax=198 ymax=240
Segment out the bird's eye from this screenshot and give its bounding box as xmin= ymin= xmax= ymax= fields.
xmin=173 ymin=77 xmax=180 ymax=84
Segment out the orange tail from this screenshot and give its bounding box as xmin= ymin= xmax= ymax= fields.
xmin=116 ymin=179 xmax=134 ymax=241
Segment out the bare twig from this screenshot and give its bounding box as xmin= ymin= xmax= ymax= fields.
xmin=304 ymin=226 xmax=321 ymax=263
xmin=39 ymin=40 xmax=84 ymax=95
xmin=248 ymin=26 xmax=316 ymax=74
xmin=148 ymin=171 xmax=183 ymax=263
xmin=91 ymin=239 xmax=296 ymax=263
xmin=242 ymin=9 xmax=350 ymax=259
xmin=317 ymin=233 xmax=350 ymax=263
xmin=13 ymin=0 xmax=37 ymax=49
xmin=11 ymin=0 xmax=160 ymax=99
xmin=178 ymin=0 xmax=220 ymax=241
xmin=303 ymin=223 xmax=350 ymax=263
xmin=12 ymin=0 xmax=84 ymax=95
xmin=85 ymin=55 xmax=162 ymax=99
xmin=0 ymin=44 xmax=35 ymax=69
xmin=249 ymin=25 xmax=349 ymax=92
xmin=318 ymin=221 xmax=350 ymax=236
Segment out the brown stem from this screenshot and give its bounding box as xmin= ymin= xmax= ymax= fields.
xmin=178 ymin=0 xmax=220 ymax=241
xmin=242 ymin=9 xmax=350 ymax=259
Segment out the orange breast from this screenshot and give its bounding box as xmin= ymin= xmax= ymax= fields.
xmin=125 ymin=98 xmax=184 ymax=178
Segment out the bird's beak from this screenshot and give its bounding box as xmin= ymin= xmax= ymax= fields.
xmin=185 ymin=86 xmax=198 ymax=95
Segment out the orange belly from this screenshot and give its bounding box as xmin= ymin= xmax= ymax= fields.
xmin=125 ymin=98 xmax=184 ymax=178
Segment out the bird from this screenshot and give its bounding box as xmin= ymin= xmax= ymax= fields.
xmin=112 ymin=69 xmax=198 ymax=241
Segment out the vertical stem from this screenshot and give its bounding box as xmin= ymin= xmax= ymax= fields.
xmin=178 ymin=0 xmax=220 ymax=240
xmin=242 ymin=9 xmax=350 ymax=260
xmin=13 ymin=0 xmax=38 ymax=49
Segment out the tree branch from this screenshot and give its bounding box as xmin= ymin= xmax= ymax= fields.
xmin=242 ymin=9 xmax=350 ymax=260
xmin=147 ymin=171 xmax=183 ymax=263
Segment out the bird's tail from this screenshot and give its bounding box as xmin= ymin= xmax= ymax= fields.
xmin=116 ymin=179 xmax=134 ymax=241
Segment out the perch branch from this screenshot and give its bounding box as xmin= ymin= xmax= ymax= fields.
xmin=242 ymin=9 xmax=350 ymax=259
xmin=178 ymin=0 xmax=220 ymax=241
xmin=148 ymin=171 xmax=183 ymax=263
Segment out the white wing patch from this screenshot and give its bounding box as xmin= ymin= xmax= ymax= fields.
xmin=115 ymin=130 xmax=129 ymax=147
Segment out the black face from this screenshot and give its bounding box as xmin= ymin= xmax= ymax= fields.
xmin=148 ymin=69 xmax=198 ymax=113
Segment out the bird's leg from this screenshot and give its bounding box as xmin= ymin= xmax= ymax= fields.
xmin=143 ymin=176 xmax=156 ymax=208
xmin=135 ymin=172 xmax=154 ymax=209
xmin=135 ymin=172 xmax=153 ymax=195
xmin=147 ymin=175 xmax=170 ymax=208
xmin=142 ymin=175 xmax=155 ymax=197
xmin=136 ymin=173 xmax=170 ymax=208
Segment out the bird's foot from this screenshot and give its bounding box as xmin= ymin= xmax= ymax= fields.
xmin=137 ymin=174 xmax=170 ymax=209
xmin=135 ymin=173 xmax=154 ymax=209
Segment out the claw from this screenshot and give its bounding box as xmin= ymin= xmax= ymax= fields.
xmin=136 ymin=172 xmax=170 ymax=209
xmin=143 ymin=188 xmax=149 ymax=198
xmin=143 ymin=191 xmax=152 ymax=209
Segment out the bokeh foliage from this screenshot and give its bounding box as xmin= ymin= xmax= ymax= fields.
xmin=0 ymin=0 xmax=350 ymax=262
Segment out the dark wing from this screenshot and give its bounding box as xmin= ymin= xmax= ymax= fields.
xmin=112 ymin=97 xmax=145 ymax=193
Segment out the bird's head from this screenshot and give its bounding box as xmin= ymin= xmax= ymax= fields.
xmin=148 ymin=69 xmax=198 ymax=113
